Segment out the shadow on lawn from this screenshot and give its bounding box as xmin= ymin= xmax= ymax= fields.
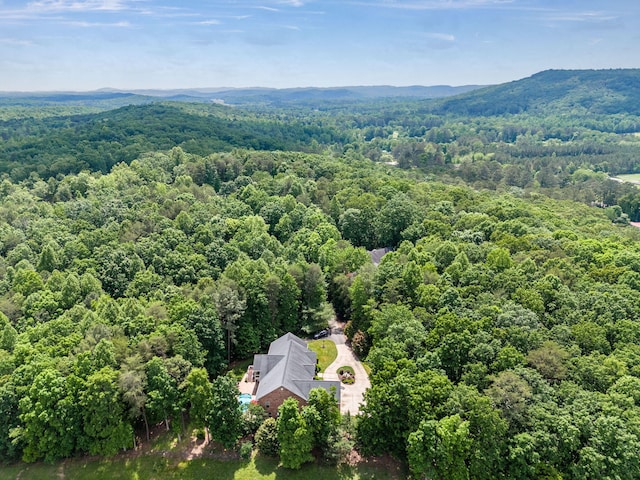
xmin=252 ymin=453 xmax=400 ymax=480
xmin=253 ymin=454 xmax=286 ymax=477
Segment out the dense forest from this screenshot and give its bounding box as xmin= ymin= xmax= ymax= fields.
xmin=2 ymin=69 xmax=640 ymax=478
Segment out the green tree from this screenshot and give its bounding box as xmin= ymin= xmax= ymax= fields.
xmin=339 ymin=208 xmax=377 ymax=248
xmin=92 ymin=338 xmax=117 ymax=370
xmin=81 ymin=367 xmax=133 ymax=456
xmin=527 ymin=341 xmax=569 ymax=382
xmin=347 ymin=267 xmax=375 ymax=337
xmin=184 ymin=367 xmax=212 ymax=440
xmin=301 ymin=263 xmax=328 ymax=329
xmin=446 ymin=385 xmax=508 ymax=479
xmin=486 ymin=247 xmax=513 ymax=272
xmin=434 ymin=241 xmax=459 ymax=273
xmin=255 ymin=417 xmax=279 ymax=456
xmin=573 ymin=416 xmax=640 ymax=479
xmin=94 ymin=244 xmax=144 ymax=298
xmin=303 ymin=387 xmax=341 ymax=451
xmin=277 ymin=398 xmax=314 ymax=469
xmin=36 ymin=243 xmax=59 ymax=273
xmin=408 ymin=414 xmax=472 ymax=480
xmin=207 ymin=374 xmax=243 ymax=448
xmin=0 ymin=312 xmax=17 ymax=352
xmin=275 ymin=272 xmax=301 ymax=332
xmin=377 ymin=193 xmax=420 ymax=247
xmin=214 ymin=283 xmax=246 ymax=363
xmin=486 ymin=370 xmax=532 ymax=426
xmin=12 ymin=268 xmax=44 ymax=297
xmin=118 ymin=359 xmax=150 ymax=442
xmin=145 ymin=357 xmax=180 ymax=432
xmin=177 ymin=300 xmax=225 ymax=375
xmin=242 ymin=402 xmax=268 ymax=436
xmin=357 ymin=362 xmax=453 ymax=459
xmin=19 ymin=369 xmax=78 ymax=462
xmin=0 ymin=379 xmax=20 ymax=462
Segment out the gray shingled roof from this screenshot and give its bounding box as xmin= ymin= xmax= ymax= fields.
xmin=368 ymin=247 xmax=392 ymax=266
xmin=254 ymin=333 xmax=341 ymax=403
xmin=268 ymin=332 xmax=307 ymax=355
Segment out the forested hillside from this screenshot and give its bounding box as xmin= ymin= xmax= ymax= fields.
xmin=429 ymin=69 xmax=640 ymax=116
xmin=2 ymin=69 xmax=640 ymax=478
xmin=0 ymin=103 xmax=349 ymax=180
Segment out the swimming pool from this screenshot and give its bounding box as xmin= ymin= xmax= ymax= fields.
xmin=239 ymin=393 xmax=252 ymax=411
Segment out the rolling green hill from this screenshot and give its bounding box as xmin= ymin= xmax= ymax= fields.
xmin=0 ymin=102 xmax=349 ymax=180
xmin=429 ymin=68 xmax=640 ymax=116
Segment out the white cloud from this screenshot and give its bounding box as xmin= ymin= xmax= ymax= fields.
xmin=279 ymin=0 xmax=305 ymax=6
xmin=0 ymin=37 xmax=34 ymax=46
xmin=256 ymin=6 xmax=280 ymax=12
xmin=424 ymin=32 xmax=455 ymax=42
xmin=27 ymin=0 xmax=131 ymax=12
xmin=63 ymin=20 xmax=132 ymax=27
xmin=357 ymin=0 xmax=515 ymax=10
xmin=197 ymin=19 xmax=222 ymax=25
xmin=544 ymin=11 xmax=618 ymax=23
xmin=0 ymin=0 xmax=160 ymax=23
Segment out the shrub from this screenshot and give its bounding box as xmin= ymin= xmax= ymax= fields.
xmin=337 ymin=365 xmax=355 ymax=384
xmin=255 ymin=418 xmax=279 ymax=457
xmin=242 ymin=402 xmax=268 ymax=436
xmin=351 ymin=330 xmax=371 ymax=358
xmin=240 ymin=441 xmax=253 ymax=460
xmin=344 ymin=320 xmax=355 ymax=339
xmin=323 ymin=428 xmax=354 ymax=465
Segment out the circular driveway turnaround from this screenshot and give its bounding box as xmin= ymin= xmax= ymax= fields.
xmin=322 ymin=332 xmax=371 ymax=415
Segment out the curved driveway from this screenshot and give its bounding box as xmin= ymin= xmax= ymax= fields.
xmin=322 ymin=332 xmax=371 ymax=414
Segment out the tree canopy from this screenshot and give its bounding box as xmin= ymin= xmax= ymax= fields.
xmin=2 ymin=71 xmax=640 ymax=476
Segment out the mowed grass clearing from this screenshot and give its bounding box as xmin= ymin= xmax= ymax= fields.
xmin=307 ymin=339 xmax=337 ymax=373
xmin=614 ymin=173 xmax=640 ymax=184
xmin=0 ymin=454 xmax=403 ymax=480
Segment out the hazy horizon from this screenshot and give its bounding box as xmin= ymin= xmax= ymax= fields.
xmin=0 ymin=83 xmax=487 ymax=94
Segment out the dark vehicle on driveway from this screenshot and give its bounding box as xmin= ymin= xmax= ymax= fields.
xmin=313 ymin=328 xmax=330 ymax=339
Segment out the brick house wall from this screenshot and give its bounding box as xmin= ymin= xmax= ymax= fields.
xmin=258 ymin=387 xmax=307 ymax=417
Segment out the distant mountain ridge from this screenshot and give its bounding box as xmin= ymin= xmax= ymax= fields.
xmin=0 ymin=85 xmax=484 ymax=107
xmin=147 ymin=85 xmax=485 ymax=104
xmin=1 ymin=68 xmax=639 ymax=114
xmin=428 ymin=68 xmax=640 ymax=116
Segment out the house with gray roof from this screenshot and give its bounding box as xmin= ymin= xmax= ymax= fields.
xmin=368 ymin=247 xmax=392 ymax=266
xmin=251 ymin=332 xmax=340 ymax=416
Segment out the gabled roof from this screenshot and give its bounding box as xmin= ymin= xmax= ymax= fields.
xmin=254 ymin=332 xmax=340 ymax=403
xmin=268 ymin=332 xmax=307 ymax=355
xmin=368 ymin=247 xmax=392 ymax=266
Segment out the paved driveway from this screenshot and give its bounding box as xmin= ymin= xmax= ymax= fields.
xmin=322 ymin=332 xmax=371 ymax=414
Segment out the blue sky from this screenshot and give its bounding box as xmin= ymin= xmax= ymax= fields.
xmin=0 ymin=0 xmax=638 ymax=91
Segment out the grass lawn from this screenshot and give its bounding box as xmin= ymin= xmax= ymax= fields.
xmin=307 ymin=339 xmax=338 ymax=373
xmin=0 ymin=454 xmax=403 ymax=480
xmin=227 ymin=357 xmax=254 ymax=381
xmin=614 ymin=173 xmax=640 ymax=183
